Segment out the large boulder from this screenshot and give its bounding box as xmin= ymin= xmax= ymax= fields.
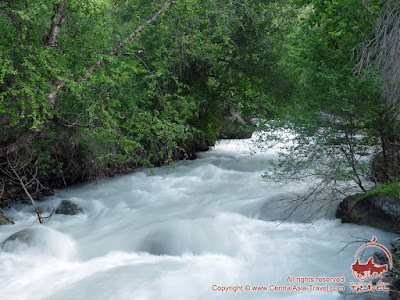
xmin=0 ymin=228 xmax=77 ymax=258
xmin=0 ymin=229 xmax=35 ymax=251
xmin=336 ymin=194 xmax=400 ymax=233
xmin=55 ymin=200 xmax=83 ymax=215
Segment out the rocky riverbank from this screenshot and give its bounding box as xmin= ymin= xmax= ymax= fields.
xmin=336 ymin=194 xmax=400 ymax=233
xmin=336 ymin=184 xmax=400 ymax=299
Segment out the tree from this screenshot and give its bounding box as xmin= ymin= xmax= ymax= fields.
xmin=356 ymin=0 xmax=400 ymax=118
xmin=253 ymin=0 xmax=392 ymax=221
xmin=0 ymin=0 xmax=176 ymax=223
xmin=0 ymin=0 xmax=289 ymax=223
xmin=355 ymin=0 xmax=400 ymax=182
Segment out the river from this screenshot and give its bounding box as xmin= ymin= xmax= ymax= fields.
xmin=0 ymin=135 xmax=395 ymax=300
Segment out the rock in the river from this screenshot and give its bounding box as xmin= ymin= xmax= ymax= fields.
xmin=55 ymin=200 xmax=83 ymax=215
xmin=336 ymin=194 xmax=360 ymax=219
xmin=336 ymin=194 xmax=400 ymax=233
xmin=0 ymin=229 xmax=35 ymax=251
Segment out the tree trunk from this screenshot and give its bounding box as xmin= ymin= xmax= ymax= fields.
xmin=45 ymin=0 xmax=68 ymax=47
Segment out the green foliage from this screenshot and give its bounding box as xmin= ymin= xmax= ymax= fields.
xmin=292 ymin=0 xmax=383 ymax=118
xmin=257 ymin=1 xmax=389 ymax=192
xmin=251 ymin=1 xmax=399 ymax=222
xmin=0 ymin=0 xmax=292 ymax=195
xmin=0 ymin=0 xmax=111 ymax=130
xmin=359 ymin=180 xmax=400 ymax=200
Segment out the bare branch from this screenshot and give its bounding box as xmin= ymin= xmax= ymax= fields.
xmin=7 ymin=156 xmax=45 ymax=224
xmin=337 ymin=235 xmax=371 ymax=255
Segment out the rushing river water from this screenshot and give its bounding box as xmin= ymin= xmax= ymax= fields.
xmin=0 ymin=136 xmax=395 ymax=300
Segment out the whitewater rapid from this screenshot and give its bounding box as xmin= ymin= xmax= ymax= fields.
xmin=0 ymin=136 xmax=395 ymax=300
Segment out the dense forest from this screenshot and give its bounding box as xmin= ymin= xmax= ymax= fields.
xmin=1 ymin=0 xmax=399 ymax=223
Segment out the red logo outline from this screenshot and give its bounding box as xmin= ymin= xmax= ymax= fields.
xmin=351 ymin=236 xmax=392 ymax=281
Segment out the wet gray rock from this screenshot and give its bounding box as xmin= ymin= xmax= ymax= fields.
xmin=336 ymin=194 xmax=400 ymax=233
xmin=0 ymin=229 xmax=35 ymax=251
xmin=55 ymin=200 xmax=83 ymax=215
xmin=336 ymin=194 xmax=360 ymax=219
xmin=138 ymin=231 xmax=175 ymax=256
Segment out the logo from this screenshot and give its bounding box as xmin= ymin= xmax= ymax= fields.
xmin=352 ymin=258 xmax=387 ymax=280
xmin=350 ymin=236 xmax=392 ymax=292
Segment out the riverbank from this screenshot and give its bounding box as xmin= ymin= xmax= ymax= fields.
xmin=0 ymin=138 xmax=212 ymax=221
xmin=336 ymin=180 xmax=400 ymax=233
xmin=0 ymin=116 xmax=256 ymax=224
xmin=336 ymin=181 xmax=400 ymax=300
